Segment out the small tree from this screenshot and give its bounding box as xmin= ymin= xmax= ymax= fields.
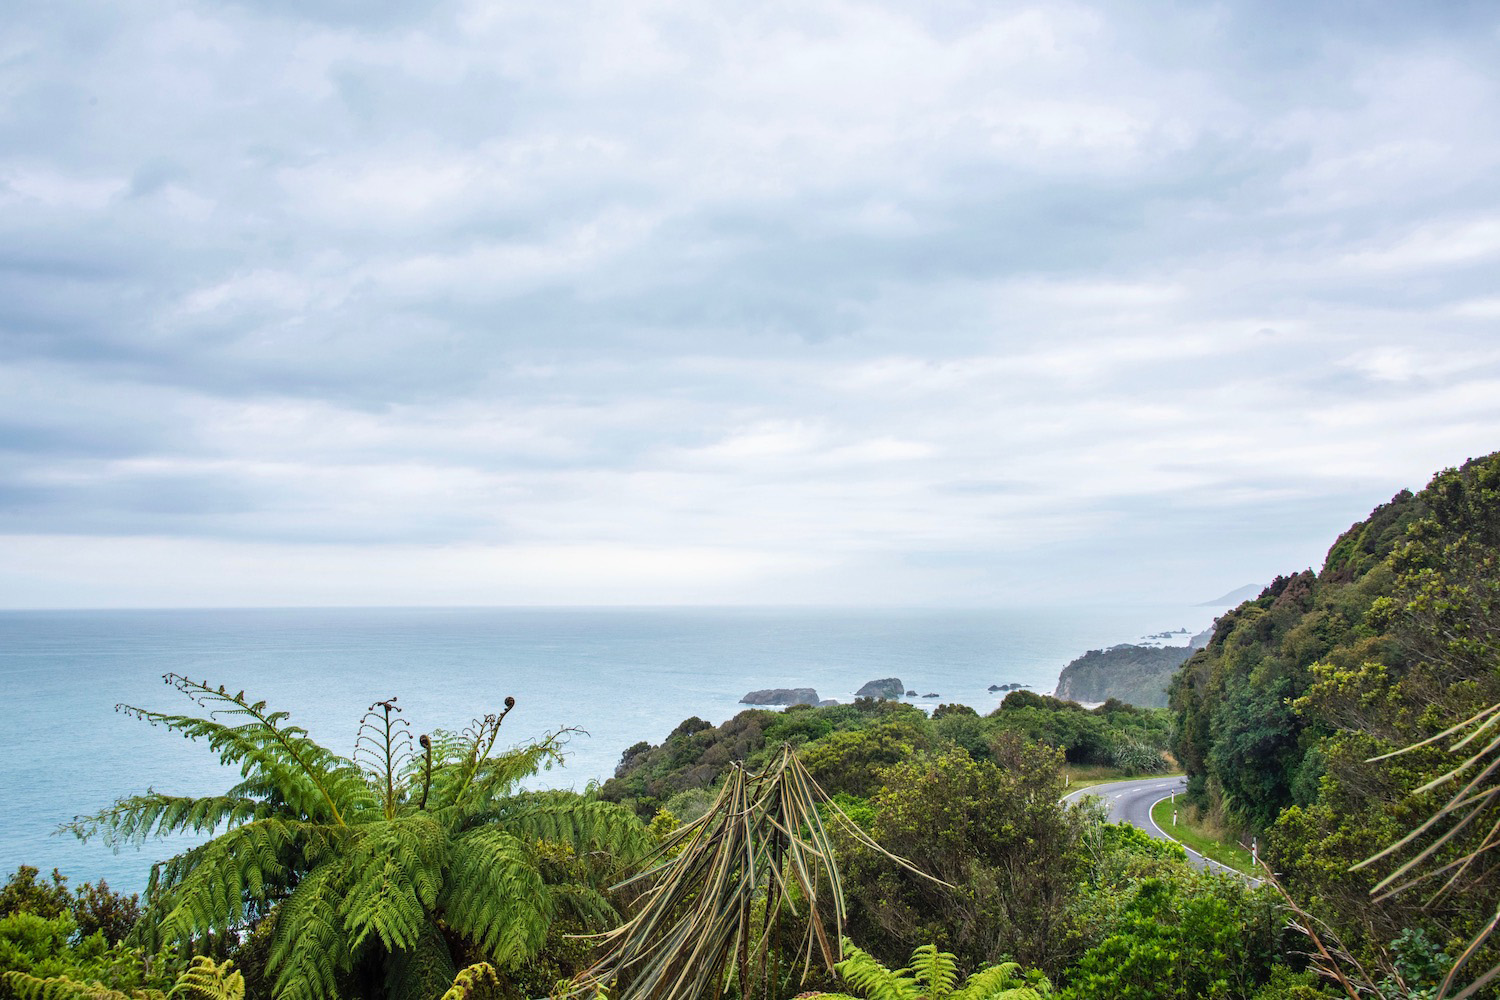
xmin=840 ymin=737 xmax=1082 ymax=972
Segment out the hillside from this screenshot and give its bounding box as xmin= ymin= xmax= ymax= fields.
xmin=1169 ymin=449 xmax=1500 ymax=984
xmin=1053 ymin=643 xmax=1193 ymax=708
xmin=598 ymin=693 xmax=1174 ymax=820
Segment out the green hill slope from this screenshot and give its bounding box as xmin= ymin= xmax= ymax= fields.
xmin=1169 ymin=449 xmax=1500 ymax=983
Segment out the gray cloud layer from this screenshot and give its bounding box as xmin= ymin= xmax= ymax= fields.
xmin=2 ymin=0 xmax=1499 ymax=606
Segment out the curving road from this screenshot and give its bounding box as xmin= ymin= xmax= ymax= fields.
xmin=1062 ymin=776 xmax=1254 ymax=880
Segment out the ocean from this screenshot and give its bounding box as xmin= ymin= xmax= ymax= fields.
xmin=0 ymin=605 xmax=1212 ymax=893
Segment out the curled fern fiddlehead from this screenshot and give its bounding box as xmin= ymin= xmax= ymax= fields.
xmin=356 ymin=697 xmax=414 ymax=818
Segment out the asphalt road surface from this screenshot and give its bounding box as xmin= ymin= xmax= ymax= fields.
xmin=1062 ymin=775 xmax=1253 ymax=880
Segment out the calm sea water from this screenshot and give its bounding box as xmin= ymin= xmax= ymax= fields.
xmin=0 ymin=605 xmax=1210 ymax=893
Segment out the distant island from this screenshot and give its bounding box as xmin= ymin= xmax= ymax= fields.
xmin=1196 ymin=582 xmax=1265 ymax=606
xmin=1052 ymin=628 xmax=1211 ymax=708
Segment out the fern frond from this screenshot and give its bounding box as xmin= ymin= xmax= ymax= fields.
xmin=267 ymin=863 xmax=354 ymax=1000
xmin=903 ymin=945 xmax=958 ymax=1000
xmin=116 ymin=675 xmax=373 ymax=826
xmin=442 ymin=826 xmax=552 ymax=966
xmin=384 ymin=922 xmax=457 ymax=1000
xmin=550 ymin=882 xmax=622 ymax=931
xmin=143 ymin=818 xmax=327 ymax=944
xmin=169 ymin=958 xmax=244 ymax=1000
xmin=834 ymin=942 xmax=918 ymax=1000
xmin=438 ymin=964 xmax=498 ymax=1000
xmin=339 ymin=815 xmax=447 ymax=953
xmin=428 ymin=733 xmax=565 ymax=814
xmin=65 ymin=792 xmax=277 ymax=847
xmin=1 ymin=972 xmax=166 ymax=1000
xmin=952 ymin=962 xmax=1042 ymax=1000
xmin=421 ymin=704 xmax=517 ymax=811
xmin=491 ymin=793 xmax=652 ymax=861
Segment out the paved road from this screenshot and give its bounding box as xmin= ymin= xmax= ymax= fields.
xmin=1062 ymin=776 xmax=1254 ymax=880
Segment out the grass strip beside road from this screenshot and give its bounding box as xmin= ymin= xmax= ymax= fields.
xmin=1063 ymin=766 xmax=1183 ymax=792
xmin=1150 ymin=797 xmax=1258 ymax=876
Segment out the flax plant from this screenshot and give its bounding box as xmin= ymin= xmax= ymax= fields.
xmin=1358 ymin=702 xmax=1500 ymax=999
xmin=573 ymin=745 xmax=942 ymax=1000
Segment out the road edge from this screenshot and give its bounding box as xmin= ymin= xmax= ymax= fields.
xmin=1144 ymin=792 xmax=1261 ymax=883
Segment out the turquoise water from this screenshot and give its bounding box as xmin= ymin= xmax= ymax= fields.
xmin=0 ymin=605 xmax=1209 ymax=892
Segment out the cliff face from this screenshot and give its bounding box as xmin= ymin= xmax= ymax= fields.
xmin=1053 ymin=644 xmax=1193 ymax=708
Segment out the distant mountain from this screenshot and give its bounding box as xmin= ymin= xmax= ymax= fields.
xmin=1053 ymin=643 xmax=1193 ymax=708
xmin=1196 ymin=582 xmax=1265 ymax=606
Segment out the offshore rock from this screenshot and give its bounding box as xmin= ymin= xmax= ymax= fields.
xmin=740 ymin=688 xmax=819 ymax=706
xmin=854 ymin=677 xmax=905 ymax=699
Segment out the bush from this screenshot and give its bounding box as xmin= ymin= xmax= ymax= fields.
xmin=840 ymin=737 xmax=1082 ymax=973
xmin=0 ymin=871 xmax=69 ymax=923
xmin=1064 ymin=874 xmax=1285 ymax=1000
xmin=1110 ymin=740 xmax=1167 ymax=776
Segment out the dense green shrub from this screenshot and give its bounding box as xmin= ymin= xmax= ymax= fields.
xmin=988 ymin=694 xmax=1172 ymax=767
xmin=802 ymin=715 xmax=934 ymax=798
xmin=0 ymin=871 xmax=71 ymax=925
xmin=0 ymin=865 xmax=148 ymax=1000
xmin=1063 ymin=875 xmax=1284 ymax=1000
xmin=0 ymin=905 xmax=176 ymax=1000
xmin=840 ymin=736 xmax=1083 ymax=974
xmin=604 ymin=693 xmax=1175 ymax=822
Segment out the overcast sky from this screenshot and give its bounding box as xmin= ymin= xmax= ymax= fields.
xmin=2 ymin=0 xmax=1498 ymax=608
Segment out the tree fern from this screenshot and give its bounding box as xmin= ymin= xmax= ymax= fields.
xmin=68 ymin=678 xmax=650 ymax=1000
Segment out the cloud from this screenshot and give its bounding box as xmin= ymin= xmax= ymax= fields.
xmin=1 ymin=0 xmax=1499 ymax=606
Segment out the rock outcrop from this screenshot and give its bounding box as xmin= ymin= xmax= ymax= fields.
xmin=740 ymin=688 xmax=819 ymax=706
xmin=1052 ymin=644 xmax=1192 ymax=708
xmin=854 ymin=677 xmax=904 ymax=699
